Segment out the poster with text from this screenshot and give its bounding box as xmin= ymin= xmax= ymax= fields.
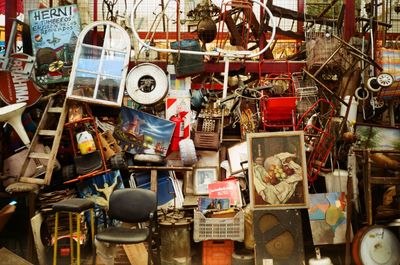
xmin=29 ymin=5 xmax=80 ymax=84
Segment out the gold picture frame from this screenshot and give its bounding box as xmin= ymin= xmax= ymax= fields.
xmin=247 ymin=131 xmax=309 ymax=209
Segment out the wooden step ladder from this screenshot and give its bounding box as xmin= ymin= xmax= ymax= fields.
xmin=17 ymin=95 xmax=68 ymax=185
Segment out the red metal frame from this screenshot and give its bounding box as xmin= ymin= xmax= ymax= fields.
xmin=304 ymin=123 xmax=335 ymax=183
xmin=343 ymin=0 xmax=356 ymax=42
xmin=129 ymin=60 xmax=305 ymax=76
xmin=296 ymin=98 xmax=336 ymax=184
xmin=63 ymin=104 xmax=110 ymax=184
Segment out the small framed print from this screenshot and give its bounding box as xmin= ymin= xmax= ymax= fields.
xmin=193 ymin=167 xmax=218 ymax=195
xmin=247 ymin=131 xmax=309 ymax=209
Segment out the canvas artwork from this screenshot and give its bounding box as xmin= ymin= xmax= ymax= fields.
xmin=354 ymin=123 xmax=400 ymax=150
xmin=113 ymin=107 xmax=175 ymax=156
xmin=247 ymin=131 xmax=309 ymax=209
xmin=29 ymin=5 xmax=81 ymax=84
xmin=308 ymin=192 xmax=349 ymax=245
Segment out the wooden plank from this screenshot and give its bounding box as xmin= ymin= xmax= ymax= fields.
xmin=48 ymin=107 xmax=63 ymax=113
xmin=38 ymin=130 xmax=56 ymax=136
xmin=151 ymin=169 xmax=157 ymax=193
xmin=123 ymin=244 xmax=149 ymax=265
xmin=19 ymin=177 xmax=46 ymax=185
xmin=0 ymin=248 xmax=33 ymax=265
xmin=29 ymin=152 xmax=50 ymax=160
xmin=30 ymin=213 xmax=46 ymax=265
xmin=370 ymin=177 xmax=400 ymax=185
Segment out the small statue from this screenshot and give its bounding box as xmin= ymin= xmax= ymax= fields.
xmin=93 ymin=176 xmax=119 ymax=202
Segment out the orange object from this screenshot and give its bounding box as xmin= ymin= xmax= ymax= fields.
xmin=202 ymin=240 xmax=234 ymax=265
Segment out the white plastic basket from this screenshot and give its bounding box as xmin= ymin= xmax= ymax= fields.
xmin=193 ymin=210 xmax=244 ymax=242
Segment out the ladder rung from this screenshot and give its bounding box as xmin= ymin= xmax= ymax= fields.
xmin=48 ymin=107 xmax=63 ymax=113
xmin=38 ymin=130 xmax=56 ymax=136
xmin=19 ymin=176 xmax=46 ymax=185
xmin=29 ymin=152 xmax=50 ymax=160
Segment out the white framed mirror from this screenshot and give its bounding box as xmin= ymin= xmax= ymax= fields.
xmin=67 ymin=21 xmax=131 ymax=107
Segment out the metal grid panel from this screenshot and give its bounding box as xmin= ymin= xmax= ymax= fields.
xmin=23 ymin=0 xmax=49 ymax=23
xmin=272 ymin=0 xmax=298 ymax=31
xmin=72 ymin=0 xmax=186 ymax=33
xmin=387 ymin=0 xmax=400 ymax=34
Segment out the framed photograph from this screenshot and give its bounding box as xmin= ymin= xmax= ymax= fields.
xmin=193 ymin=167 xmax=218 ymax=195
xmin=247 ymin=131 xmax=309 ymax=209
xmin=228 ymin=142 xmax=248 ymax=174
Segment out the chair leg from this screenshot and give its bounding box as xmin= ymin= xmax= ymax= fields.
xmin=90 ymin=209 xmax=96 ymax=265
xmin=76 ymin=213 xmax=81 ymax=265
xmin=147 ymin=238 xmax=152 ymax=265
xmin=53 ymin=212 xmax=59 ymax=265
xmin=92 ymin=240 xmax=97 ymax=265
xmin=69 ymin=213 xmax=74 ymax=265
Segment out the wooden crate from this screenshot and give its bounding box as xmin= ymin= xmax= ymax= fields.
xmin=194 ymin=117 xmax=220 ymax=150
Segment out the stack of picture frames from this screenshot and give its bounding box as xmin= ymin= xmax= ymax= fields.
xmin=247 ymin=131 xmax=308 ymax=265
xmin=246 ymin=131 xmax=352 ymax=264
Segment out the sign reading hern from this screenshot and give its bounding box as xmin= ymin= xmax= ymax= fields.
xmin=29 ymin=5 xmax=81 ymax=85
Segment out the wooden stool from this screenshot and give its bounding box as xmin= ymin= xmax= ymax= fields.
xmin=52 ymin=198 xmax=95 ymax=265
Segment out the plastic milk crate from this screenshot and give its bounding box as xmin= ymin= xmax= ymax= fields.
xmin=202 ymin=240 xmax=234 ymax=265
xmin=193 ymin=210 xmax=244 ymax=242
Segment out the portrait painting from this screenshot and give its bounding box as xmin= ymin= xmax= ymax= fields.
xmin=247 ymin=131 xmax=309 ymax=209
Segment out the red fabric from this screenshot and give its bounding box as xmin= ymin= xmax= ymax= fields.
xmin=0 ymin=0 xmax=5 ymax=15
xmin=16 ymin=0 xmax=23 ymax=14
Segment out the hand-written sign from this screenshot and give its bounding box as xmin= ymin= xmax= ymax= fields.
xmin=29 ymin=5 xmax=81 ymax=84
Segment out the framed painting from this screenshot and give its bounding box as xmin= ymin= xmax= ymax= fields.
xmin=193 ymin=167 xmax=218 ymax=195
xmin=308 ymin=192 xmax=350 ymax=245
xmin=247 ymin=131 xmax=309 ymax=209
xmin=354 ymin=123 xmax=400 ymax=150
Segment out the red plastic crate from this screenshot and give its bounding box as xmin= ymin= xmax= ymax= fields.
xmin=202 ymin=240 xmax=234 ymax=265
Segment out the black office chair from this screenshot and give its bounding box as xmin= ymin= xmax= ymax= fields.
xmin=95 ymin=188 xmax=159 ymax=265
